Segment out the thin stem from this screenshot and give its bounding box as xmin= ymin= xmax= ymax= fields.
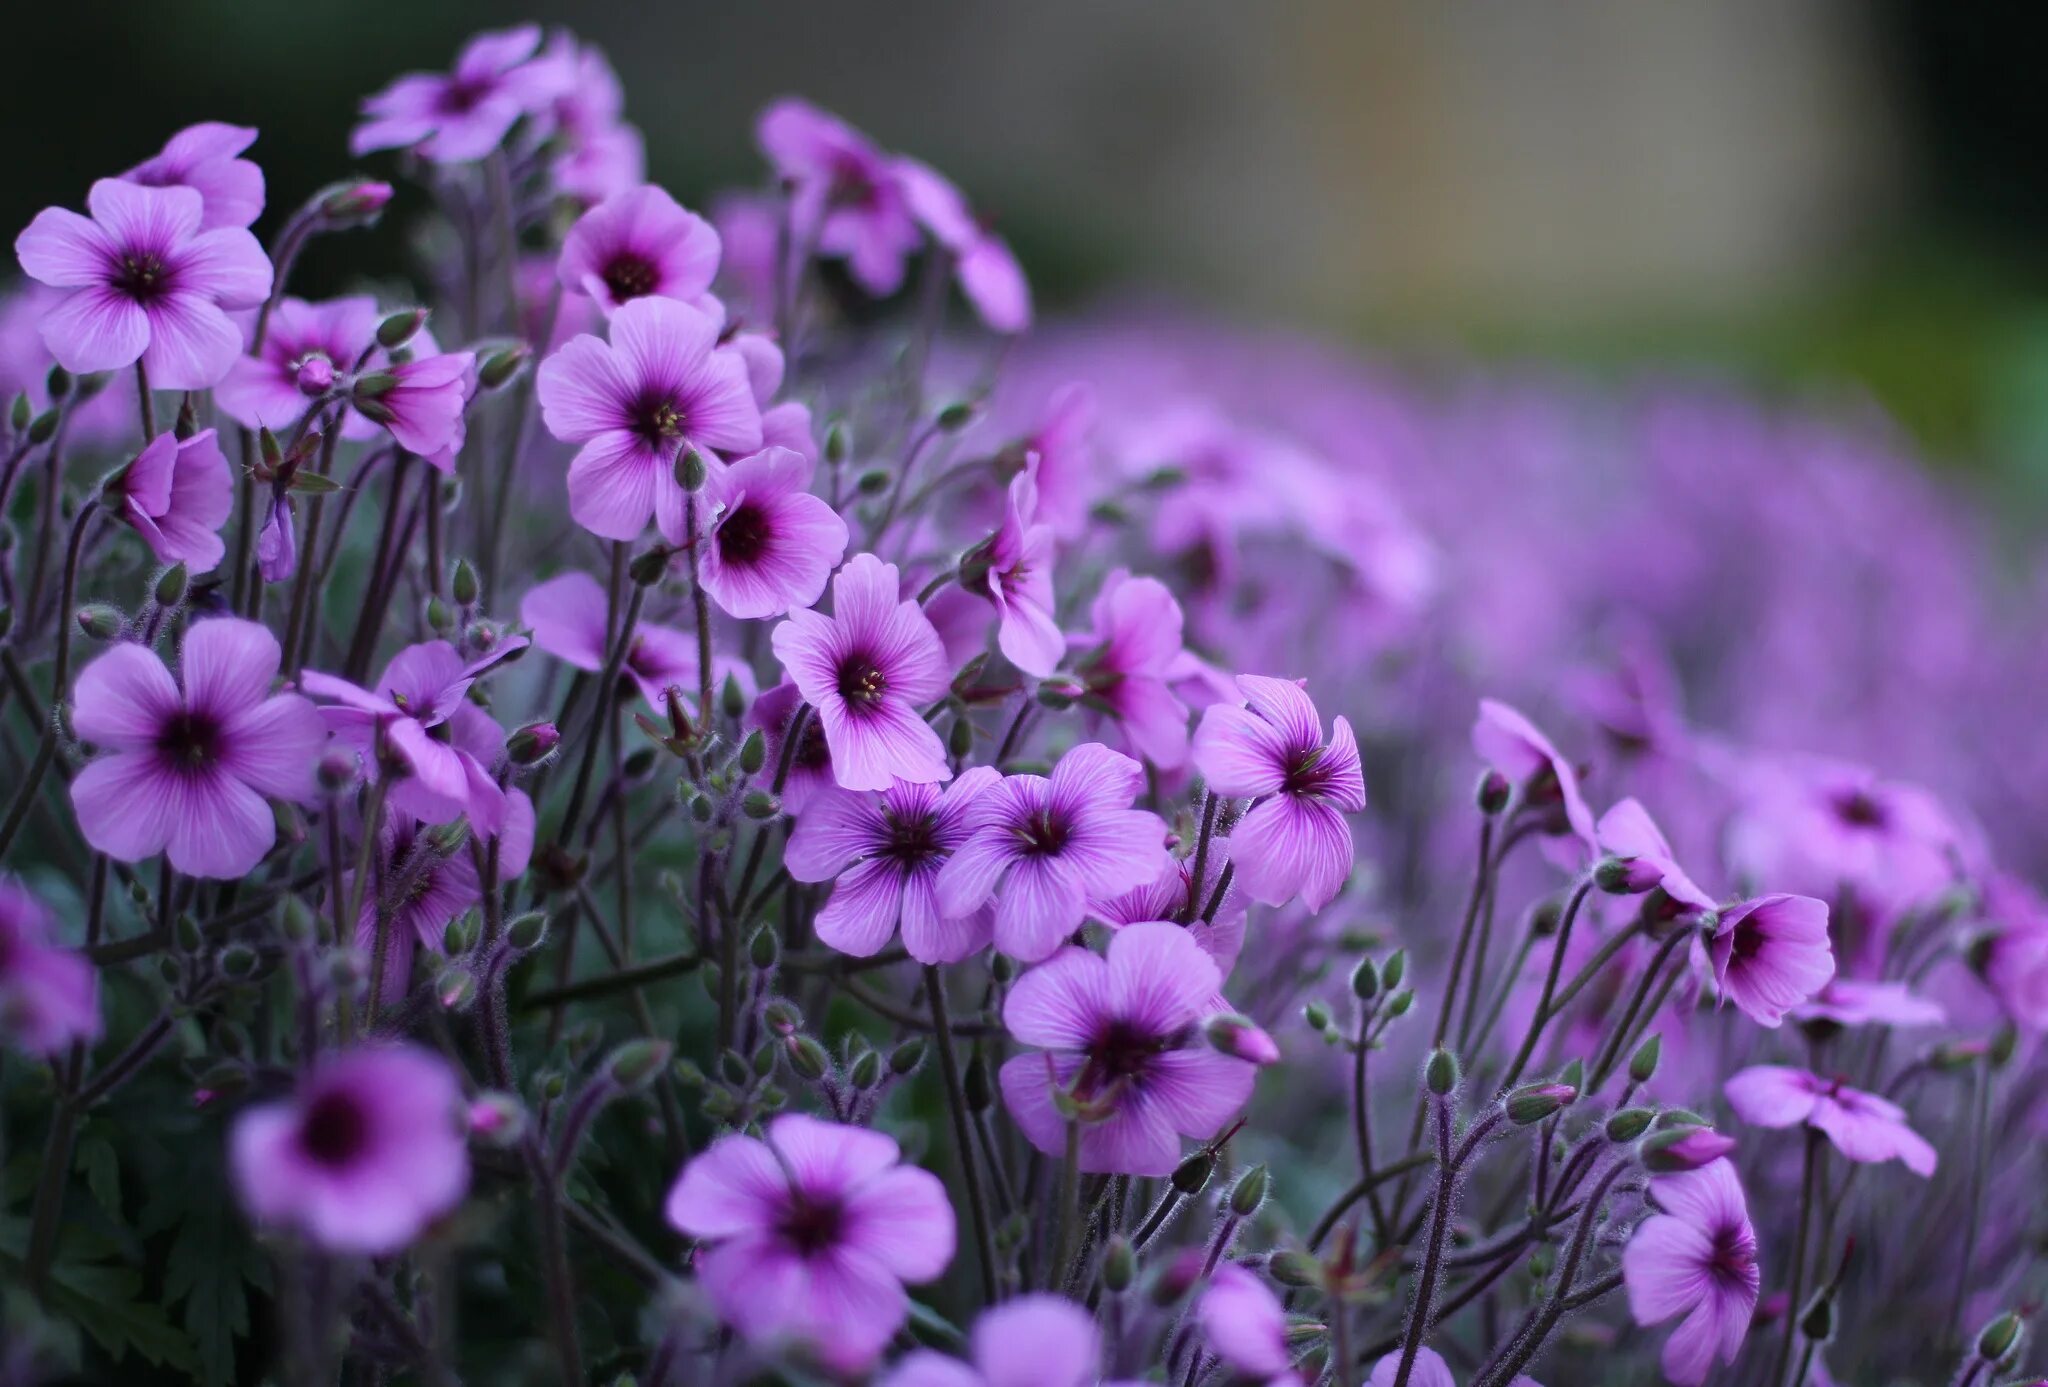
xmin=927 ymin=964 xmax=1000 ymax=1305
xmin=1048 ymin=1119 xmax=1082 ymax=1293
xmin=134 ymin=360 xmax=156 ymax=438
xmin=1390 ymin=1099 xmax=1456 ymax=1387
xmin=1770 ymin=1130 xmax=1822 ymax=1387
xmin=1497 ymin=878 xmax=1596 ymax=1092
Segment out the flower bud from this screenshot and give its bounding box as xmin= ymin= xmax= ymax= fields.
xmin=1477 ymin=768 xmax=1511 ymax=815
xmin=506 ymin=911 xmax=548 ymax=951
xmin=478 ymin=343 xmax=531 ymax=390
xmin=856 ymin=465 xmax=891 ymax=495
xmin=1384 ymin=989 xmax=1415 ymax=1018
xmin=1149 ymin=1249 xmax=1206 ymax=1306
xmin=8 ymin=393 xmax=27 ymax=432
xmin=935 ymin=400 xmax=977 ymax=432
xmin=318 ymin=179 xmax=394 ymax=222
xmin=964 ymin=1047 xmax=993 ymax=1110
xmin=1206 ymin=1013 xmax=1281 ymax=1066
xmin=376 ymin=309 xmax=428 ymax=350
xmin=1424 ymin=1048 xmax=1460 ymax=1097
xmin=1976 ymin=1311 xmax=2023 ymax=1364
xmin=738 ymin=729 xmax=767 ymax=775
xmin=1267 ymin=1250 xmax=1321 ymax=1288
xmin=743 ymin=789 xmax=780 ymax=820
xmin=1604 ymin=1107 xmax=1654 ymax=1142
xmin=888 ymin=1038 xmax=926 ymax=1075
xmin=153 ymin=562 xmax=189 ymax=608
xmin=676 ymin=449 xmax=707 ymax=492
xmin=1351 ymin=957 xmax=1380 ymax=1000
xmin=1101 ymin=1235 xmax=1136 ymax=1293
xmin=608 ymin=1039 xmax=673 ymax=1090
xmin=1629 ymin=1033 xmax=1663 ymax=1084
xmin=824 ymin=420 xmax=850 ymax=465
xmin=76 ymin=604 xmax=123 ymax=640
xmin=1170 ymin=1147 xmax=1214 ymax=1195
xmin=317 ymin=748 xmax=361 ymax=793
xmin=436 ymin=966 xmax=477 ymax=1011
xmin=29 ymin=409 xmax=59 ymax=444
xmin=467 ymin=1092 xmax=526 ymax=1146
xmin=279 ymin=895 xmax=317 ymax=944
xmin=1505 ymin=1082 xmax=1576 ymax=1125
xmin=784 ymin=1034 xmax=829 ymax=1081
xmin=1594 ymin=855 xmax=1645 ymax=894
xmin=218 ymin=943 xmax=258 ymax=978
xmin=1228 ymin=1164 xmax=1268 ymax=1217
xmin=1639 ymin=1126 xmax=1736 ymax=1174
xmin=506 ymin=722 xmax=561 ymax=765
xmin=295 ymin=355 xmax=335 ymax=397
xmin=720 ymin=673 xmax=746 ymax=721
xmin=849 ymin=1049 xmax=883 ymax=1090
xmin=443 ymin=912 xmax=478 ymax=955
xmin=1303 ymin=1000 xmax=1332 ymax=1033
xmin=628 ymin=544 xmax=671 ymax=586
xmin=948 ymin=714 xmax=974 ymax=759
xmin=748 ymin=925 xmax=778 ymax=970
xmin=1381 ymin=949 xmax=1406 ymax=991
xmin=451 ymin=559 xmax=479 ymax=607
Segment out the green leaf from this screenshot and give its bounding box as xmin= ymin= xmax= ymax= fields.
xmin=46 ymin=1259 xmax=199 ymax=1374
xmin=161 ymin=1164 xmax=266 ymax=1387
xmin=288 ymin=470 xmax=344 ymax=493
xmin=77 ymin=1133 xmax=121 ymax=1219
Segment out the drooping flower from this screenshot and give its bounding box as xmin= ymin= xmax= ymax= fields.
xmin=937 ymin=742 xmax=1169 ymax=962
xmin=893 ymin=156 xmax=1031 ymax=334
xmin=998 ymin=921 xmax=1253 ymax=1175
xmin=699 ymin=445 xmax=849 ymax=619
xmin=229 ymin=1046 xmax=469 ymax=1254
xmin=353 ymin=350 xmax=476 ymax=465
xmin=217 ymin=294 xmax=381 ymax=434
xmin=1200 ymin=1263 xmax=1303 ymax=1387
xmin=1708 ymin=894 xmax=1834 ymax=1028
xmin=1471 ymin=699 xmax=1598 ymax=849
xmin=536 ymin=295 xmax=761 ymax=541
xmin=300 ymin=639 xmax=525 ymax=834
xmin=558 ymin=184 xmax=720 ymax=316
xmin=256 ymin=492 xmax=296 ymax=583
xmin=351 ymin=24 xmax=567 ymax=165
xmin=1723 ymin=1065 xmax=1937 ymax=1175
xmin=0 ymin=880 xmax=99 ymax=1055
xmin=785 ymin=768 xmax=1000 ymax=962
xmin=70 ymin=619 xmax=325 ymax=878
xmin=1789 ymin=978 xmax=1944 ymax=1030
xmin=1192 ymin=674 xmax=1364 ymax=911
xmin=15 ymin=178 xmax=271 ymax=387
xmin=664 ymin=1112 xmax=954 ymax=1372
xmin=351 ymin=813 xmax=485 ymax=1002
xmin=877 ymin=1294 xmax=1100 ymax=1387
xmin=1622 ymin=1158 xmax=1760 ymax=1387
xmin=960 ymin=457 xmax=1062 ymax=677
xmin=1596 ymin=797 xmax=1716 ymax=916
xmin=1367 ymin=1346 xmax=1542 ymax=1387
xmin=745 ymin=679 xmax=837 ymax=813
xmin=105 ymin=427 xmax=233 ymax=572
xmin=519 ymin=569 xmax=738 ymax=710
xmin=122 ymin=122 xmax=265 ymax=230
xmin=757 ymin=98 xmax=920 ymax=296
xmin=769 ymin=553 xmax=951 ymax=791
xmin=1068 ymin=569 xmax=1192 ymax=769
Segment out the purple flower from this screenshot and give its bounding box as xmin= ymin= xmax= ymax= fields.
xmin=15 ymin=178 xmax=271 ymax=387
xmin=1200 ymin=1263 xmax=1302 ymax=1386
xmin=1981 ymin=873 xmax=2048 ymax=1030
xmin=538 ymin=35 xmax=644 ymax=205
xmin=558 ymin=184 xmax=720 ymax=316
xmin=519 ymin=570 xmax=728 ymax=710
xmin=1368 ymin=1347 xmax=1540 ymax=1387
xmin=300 ymin=639 xmax=525 ymax=834
xmin=351 ymin=25 xmax=567 ymax=165
xmin=536 ymin=296 xmax=762 ymax=541
xmin=1596 ymin=797 xmax=1716 ymax=914
xmin=998 ymin=921 xmax=1254 ymax=1175
xmin=785 ymin=768 xmax=1000 ymax=962
xmin=0 ymin=880 xmax=98 ymax=1056
xmin=1622 ymin=1158 xmax=1759 ymax=1387
xmin=894 ymin=156 xmax=1032 ymax=334
xmin=1192 ymin=674 xmax=1364 ymax=911
xmin=1708 ymin=894 xmax=1834 ymax=1028
xmin=1723 ymin=1065 xmax=1936 ymax=1175
xmin=351 ymin=813 xmax=485 ymax=1002
xmin=229 ymin=1046 xmax=469 ymax=1254
xmin=70 ymin=619 xmax=325 ymax=878
xmin=1472 ymin=699 xmax=1598 ymax=849
xmin=700 ymin=446 xmax=849 ymax=619
xmin=745 ymin=680 xmax=836 ymax=812
xmin=770 ymin=553 xmax=952 ymax=792
xmin=1789 ymin=978 xmax=1944 ymax=1030
xmin=963 ymin=458 xmax=1062 ymax=678
xmin=354 ymin=350 xmax=476 ymax=465
xmin=256 ymin=493 xmax=296 ymax=583
xmin=217 ymin=294 xmax=381 ymax=434
xmin=757 ymin=98 xmax=920 ymax=296
xmin=106 ymin=428 xmax=233 ymax=573
xmin=877 ymin=1294 xmax=1100 ymax=1387
xmin=122 ymin=122 xmax=264 ymax=230
xmin=1069 ymin=569 xmax=1193 ymax=770
xmin=664 ymin=1112 xmax=954 ymax=1371
xmin=937 ymin=742 xmax=1169 ymax=962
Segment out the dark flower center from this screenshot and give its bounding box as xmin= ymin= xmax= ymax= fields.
xmin=602 ymin=252 xmax=660 ymax=302
xmin=1709 ymin=1225 xmax=1756 ymax=1282
xmin=1832 ymin=790 xmax=1887 ymax=830
xmin=631 ymin=392 xmax=687 ymax=446
xmin=1727 ymin=917 xmax=1765 ymax=966
xmin=883 ymin=809 xmax=941 ymax=867
xmin=299 ymin=1089 xmax=372 ymax=1168
xmin=717 ymin=502 xmax=772 ymax=566
xmin=778 ymin=1193 xmax=845 ymax=1256
xmin=1012 ymin=808 xmax=1070 ymax=857
xmin=156 ymin=709 xmax=223 ymax=769
xmin=1084 ymin=1018 xmax=1168 ymax=1089
xmin=113 ymin=252 xmax=172 ymax=303
xmin=1281 ymin=743 xmax=1329 ymax=797
xmin=436 ymin=77 xmax=491 ymax=115
xmin=836 ymin=655 xmax=887 ymax=710
xmin=794 ymin=716 xmax=831 ymax=772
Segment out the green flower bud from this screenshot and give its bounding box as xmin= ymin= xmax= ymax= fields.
xmin=935 ymin=400 xmax=976 ymax=432
xmin=1424 ymin=1048 xmax=1460 ymax=1096
xmin=743 ymin=789 xmax=780 ymax=820
xmin=1629 ymin=1033 xmax=1663 ymax=1084
xmin=1351 ymin=957 xmax=1381 ymax=1000
xmin=1101 ymin=1235 xmax=1136 ymax=1293
xmin=506 ymin=911 xmax=548 ymax=951
xmin=849 ymin=1049 xmax=883 ymax=1090
xmin=1229 ymin=1163 xmax=1268 ymax=1216
xmin=1170 ymin=1148 xmax=1214 ymax=1194
xmin=154 ymin=562 xmax=189 ymax=607
xmin=9 ymin=393 xmax=29 ymax=431
xmin=785 ymin=1035 xmax=830 ymax=1081
xmin=1976 ymin=1311 xmax=2022 ymax=1364
xmin=76 ymin=604 xmax=124 ymax=640
xmin=856 ymin=465 xmax=891 ymax=495
xmin=738 ymin=729 xmax=767 ymax=775
xmin=1268 ymin=1250 xmax=1322 ymax=1287
xmin=1477 ymin=768 xmax=1511 ymax=814
xmin=1505 ymin=1082 xmax=1576 ymax=1125
xmin=676 ymin=449 xmax=707 ymax=492
xmin=29 ymin=409 xmax=58 ymax=444
xmin=824 ymin=421 xmax=850 ymax=465
xmin=478 ymin=343 xmax=531 ymax=390
xmin=436 ymin=966 xmax=477 ymax=1011
xmin=749 ymin=925 xmax=778 ymax=970
xmin=218 ymin=943 xmax=258 ymax=978
xmin=1604 ymin=1107 xmax=1654 ymax=1142
xmin=451 ymin=559 xmax=479 ymax=606
xmin=1381 ymin=949 xmax=1406 ymax=991
xmin=375 ymin=308 xmax=428 ymax=350
xmin=889 ymin=1038 xmax=926 ymax=1075
xmin=609 ymin=1039 xmax=673 ymax=1090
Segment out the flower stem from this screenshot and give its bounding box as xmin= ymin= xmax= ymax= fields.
xmin=926 ymin=963 xmax=1000 ymax=1305
xmin=1049 ymin=1118 xmax=1082 ymax=1293
xmin=1497 ymin=877 xmax=1596 ymax=1091
xmin=1390 ymin=1098 xmax=1456 ymax=1387
xmin=1771 ymin=1129 xmax=1822 ymax=1387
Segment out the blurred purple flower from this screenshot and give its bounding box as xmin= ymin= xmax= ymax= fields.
xmin=877 ymin=1293 xmax=1100 ymax=1387
xmin=1622 ymin=1158 xmax=1759 ymax=1386
xmin=1724 ymin=1065 xmax=1936 ymax=1175
xmin=1200 ymin=1263 xmax=1301 ymax=1386
xmin=1708 ymin=894 xmax=1834 ymax=1029
xmin=1471 ymin=698 xmax=1597 ymax=849
xmin=1069 ymin=569 xmax=1192 ymax=770
xmin=122 ymin=122 xmax=264 ymax=230
xmin=0 ymin=879 xmax=98 ymax=1056
xmin=351 ymin=24 xmax=567 ymax=165
xmin=757 ymin=98 xmax=919 ymax=296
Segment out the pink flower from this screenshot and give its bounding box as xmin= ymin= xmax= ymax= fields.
xmin=877 ymin=1294 xmax=1100 ymax=1387
xmin=15 ymin=179 xmax=271 ymax=387
xmin=699 ymin=446 xmax=849 ymax=619
xmin=519 ymin=569 xmax=733 ymax=710
xmin=558 ymin=184 xmax=720 ymax=316
xmin=757 ymin=98 xmax=920 ymax=296
xmin=1596 ymin=797 xmax=1716 ymax=914
xmin=1622 ymin=1158 xmax=1759 ymax=1386
xmin=664 ymin=1113 xmax=954 ymax=1371
xmin=256 ymin=493 xmax=296 ymax=583
xmin=1472 ymin=699 xmax=1597 ymax=849
xmin=69 ymin=620 xmax=324 ymax=878
xmin=536 ymin=296 xmax=761 ymax=542
xmin=538 ymin=36 xmax=645 ymax=206
xmin=122 ymin=122 xmax=264 ymax=230
xmin=937 ymin=742 xmax=1169 ymax=962
xmin=351 ymin=812 xmax=485 ymax=1002
xmin=1193 ymin=674 xmax=1364 ymax=911
xmin=746 ymin=680 xmax=836 ymax=813
xmin=1368 ymin=1347 xmax=1541 ymax=1387
xmin=0 ymin=880 xmax=99 ymax=1056
xmin=786 ymin=768 xmax=1000 ymax=963
xmin=1016 ymin=382 xmax=1098 ymax=543
xmin=354 ymin=350 xmax=476 ymax=466
xmin=894 ymin=156 xmax=1031 ymax=334
xmin=230 ymin=1046 xmax=469 ymax=1254
xmin=106 ymin=428 xmax=233 ymax=573
xmin=1789 ymin=978 xmax=1944 ymax=1030
xmin=1708 ymin=894 xmax=1835 ymax=1028
xmin=1723 ymin=1065 xmax=1937 ymax=1176
xmin=300 ymin=639 xmax=525 ymax=835
xmin=1097 ymin=851 xmax=1247 ymax=1008
xmin=963 ymin=458 xmax=1062 ymax=678
xmin=769 ymin=553 xmax=951 ymax=791
xmin=998 ymin=922 xmax=1253 ymax=1175
xmin=1200 ymin=1263 xmax=1302 ymax=1386
xmin=217 ymin=295 xmax=381 ymax=434
xmin=1069 ymin=569 xmax=1192 ymax=770
xmin=351 ymin=25 xmax=567 ymax=165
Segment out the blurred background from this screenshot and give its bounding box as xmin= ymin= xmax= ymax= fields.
xmin=13 ymin=0 xmax=2048 ymax=504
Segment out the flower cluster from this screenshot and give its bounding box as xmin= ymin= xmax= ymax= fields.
xmin=0 ymin=23 xmax=2038 ymax=1387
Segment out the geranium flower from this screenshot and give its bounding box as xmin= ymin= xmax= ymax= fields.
xmin=1200 ymin=1263 xmax=1303 ymax=1387
xmin=877 ymin=1294 xmax=1100 ymax=1387
xmin=105 ymin=428 xmax=233 ymax=573
xmin=1192 ymin=674 xmax=1364 ymax=911
xmin=229 ymin=1046 xmax=469 ymax=1254
xmin=664 ymin=1113 xmax=954 ymax=1371
xmin=0 ymin=880 xmax=98 ymax=1056
xmin=217 ymin=294 xmax=381 ymax=434
xmin=1068 ymin=569 xmax=1192 ymax=770
xmin=69 ymin=619 xmax=325 ymax=878
xmin=1723 ymin=1065 xmax=1936 ymax=1175
xmin=1368 ymin=1347 xmax=1542 ymax=1387
xmin=558 ymin=184 xmax=720 ymax=315
xmin=1622 ymin=1158 xmax=1759 ymax=1387
xmin=937 ymin=742 xmax=1169 ymax=962
xmin=698 ymin=445 xmax=848 ymax=620
xmin=15 ymin=178 xmax=270 ymax=387
xmin=757 ymin=98 xmax=920 ymax=295
xmin=893 ymin=156 xmax=1031 ymax=334
xmin=122 ymin=122 xmax=264 ymax=230
xmin=961 ymin=457 xmax=1062 ymax=678
xmin=1789 ymin=978 xmax=1943 ymax=1030
xmin=998 ymin=922 xmax=1254 ymax=1175
xmin=1471 ymin=699 xmax=1597 ymax=849
xmin=352 ymin=350 xmax=476 ymax=464
xmin=770 ymin=553 xmax=951 ymax=791
xmin=351 ymin=24 xmax=567 ymax=165
xmin=518 ymin=570 xmax=743 ymax=710
xmin=1708 ymin=894 xmax=1834 ymax=1028
xmin=1596 ymin=797 xmax=1716 ymax=914
xmin=785 ymin=768 xmax=999 ymax=962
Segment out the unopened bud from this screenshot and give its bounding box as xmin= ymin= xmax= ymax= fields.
xmin=629 ymin=544 xmax=671 ymax=586
xmin=478 ymin=343 xmax=531 ymax=390
xmin=748 ymin=925 xmax=778 ymax=970
xmin=279 ymin=896 xmax=316 ymax=944
xmin=1640 ymin=1126 xmax=1736 ymax=1174
xmin=451 ymin=559 xmax=479 ymax=606
xmin=319 ymin=179 xmax=395 ymax=222
xmin=743 ymin=789 xmax=780 ymax=820
xmin=856 ymin=465 xmax=891 ymax=495
xmin=295 ymin=355 xmax=335 ymax=397
xmin=45 ymin=365 xmax=71 ymax=401
xmin=443 ymin=912 xmax=478 ymax=955
xmin=964 ymin=1048 xmax=993 ymax=1110
xmin=1594 ymin=855 xmax=1644 ymax=894
xmin=9 ymin=394 xmax=27 ymax=432
xmin=1205 ymin=1012 xmax=1280 ymax=1065
xmin=1381 ymin=949 xmax=1406 ymax=991
xmin=154 ymin=562 xmax=189 ymax=607
xmin=1976 ymin=1311 xmax=2023 ymax=1364
xmin=218 ymin=943 xmax=257 ymax=978
xmin=376 ymin=309 xmax=428 ymax=350
xmin=1505 ymin=1082 xmax=1576 ymax=1125
xmin=1605 ymin=1107 xmax=1654 ymax=1142
xmin=76 ymin=604 xmax=123 ymax=640
xmin=608 ymin=1039 xmax=673 ymax=1090
xmin=785 ymin=1034 xmax=830 ymax=1081
xmin=1229 ymin=1163 xmax=1268 ymax=1216
xmin=1101 ymin=1235 xmax=1136 ymax=1293
xmin=436 ymin=966 xmax=477 ymax=1011
xmin=1171 ymin=1148 xmax=1215 ymax=1194
xmin=467 ymin=1092 xmax=526 ymax=1146
xmin=1629 ymin=1033 xmax=1663 ymax=1084
xmin=507 ymin=722 xmax=561 ymax=765
xmin=738 ymin=729 xmax=767 ymax=775
xmin=888 ymin=1038 xmax=926 ymax=1075
xmin=676 ymin=449 xmax=707 ymax=492
xmin=824 ymin=421 xmax=849 ymax=465
xmin=317 ymin=748 xmax=360 ymax=793
xmin=1424 ymin=1048 xmax=1460 ymax=1096
xmin=849 ymin=1049 xmax=883 ymax=1090
xmin=935 ymin=400 xmax=976 ymax=432
xmin=506 ymin=911 xmax=548 ymax=951
xmin=948 ymin=714 xmax=974 ymax=759
xmin=29 ymin=409 xmax=58 ymax=444
xmin=721 ymin=673 xmax=746 ymax=721
xmin=1477 ymin=768 xmax=1511 ymax=814
xmin=1303 ymin=1000 xmax=1332 ymax=1033
xmin=1268 ymin=1251 xmax=1322 ymax=1288
xmin=1385 ymin=989 xmax=1415 ymax=1018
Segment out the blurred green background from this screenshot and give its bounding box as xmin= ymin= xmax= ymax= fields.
xmin=13 ymin=1 xmax=2048 ymax=505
